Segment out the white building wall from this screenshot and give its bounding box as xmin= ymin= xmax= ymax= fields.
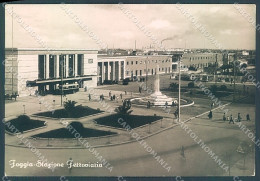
xmin=17 ymin=54 xmax=38 ymax=97
xmin=83 ymin=53 xmax=98 ymax=88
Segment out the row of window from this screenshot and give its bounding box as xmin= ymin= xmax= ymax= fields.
xmin=126 ymin=59 xmax=170 ymax=65
xmin=180 ymin=63 xmax=212 ymax=69
xmin=189 ymin=56 xmax=214 ymax=61
xmin=126 ymin=67 xmax=171 ymax=76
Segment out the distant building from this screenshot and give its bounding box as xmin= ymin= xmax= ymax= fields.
xmin=124 ymin=55 xmax=172 ymax=78
xmin=172 ymin=53 xmax=223 ymax=72
xmin=97 ymin=55 xmax=172 ymax=84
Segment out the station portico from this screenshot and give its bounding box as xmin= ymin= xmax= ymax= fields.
xmin=97 ymin=57 xmax=125 ymax=84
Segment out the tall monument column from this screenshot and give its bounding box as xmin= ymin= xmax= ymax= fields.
xmin=154 ymin=65 xmax=160 ymax=93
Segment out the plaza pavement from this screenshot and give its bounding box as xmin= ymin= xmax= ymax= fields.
xmin=4 ymin=86 xmax=256 ymax=176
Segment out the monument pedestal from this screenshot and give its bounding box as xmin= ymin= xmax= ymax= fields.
xmin=131 ymin=65 xmax=177 ymax=107
xmin=149 ymin=91 xmax=176 ymax=106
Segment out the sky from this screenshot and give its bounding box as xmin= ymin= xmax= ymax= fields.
xmin=5 ymin=3 xmax=256 ymax=50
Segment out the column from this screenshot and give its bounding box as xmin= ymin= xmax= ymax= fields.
xmin=46 ymin=54 xmax=49 ymax=79
xmin=122 ymin=61 xmax=125 ymax=79
xmin=75 ymin=54 xmax=78 ymax=76
xmin=118 ymin=61 xmax=121 ymax=81
xmin=66 ymin=54 xmax=69 ymax=78
xmin=102 ymin=61 xmax=104 ymax=83
xmin=108 ymin=61 xmax=111 ymax=80
xmin=56 ymin=55 xmax=59 ymax=78
xmin=112 ymin=61 xmax=116 ymax=80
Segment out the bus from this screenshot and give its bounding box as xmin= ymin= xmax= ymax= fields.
xmin=57 ymin=83 xmax=79 ymax=94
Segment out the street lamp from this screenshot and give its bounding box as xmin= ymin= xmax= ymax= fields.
xmin=60 ymin=54 xmax=64 ymax=106
xmin=146 ymin=57 xmax=148 ymax=90
xmin=23 ymin=105 xmax=25 ymax=114
xmin=233 ymin=54 xmax=237 ymax=102
xmin=178 ymin=54 xmax=181 ymax=122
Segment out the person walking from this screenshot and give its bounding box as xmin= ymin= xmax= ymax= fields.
xmin=174 ymin=108 xmax=179 ymax=118
xmin=120 ymin=93 xmax=123 ymax=99
xmin=223 ymin=113 xmax=226 ymax=121
xmin=246 ymin=113 xmax=251 ymax=121
xmin=109 ymin=91 xmax=111 ymax=98
xmin=181 ymin=146 xmax=185 ymax=159
xmin=165 ymin=101 xmax=168 ymax=109
xmin=210 ymin=103 xmax=214 ymax=109
xmin=237 ymin=113 xmax=242 ymax=122
xmin=147 ymin=101 xmax=151 ymax=109
xmin=88 ymin=94 xmax=91 ymax=101
xmin=125 ymin=90 xmax=127 ymax=95
xmin=208 ymin=110 xmax=213 ymax=120
xmin=229 ymin=114 xmax=234 ymax=124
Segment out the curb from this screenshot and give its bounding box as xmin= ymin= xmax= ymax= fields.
xmin=5 ymin=99 xmax=240 ymax=149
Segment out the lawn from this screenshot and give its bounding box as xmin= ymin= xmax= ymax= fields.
xmin=31 ymin=127 xmax=117 ymax=138
xmin=35 ymin=105 xmax=103 ymax=118
xmin=95 ymin=114 xmax=163 ymax=129
xmin=5 ymin=115 xmax=46 ymax=134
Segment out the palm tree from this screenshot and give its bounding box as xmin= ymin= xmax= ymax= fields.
xmin=115 ymin=100 xmax=133 ymax=115
xmin=169 ymin=82 xmax=179 ymax=91
xmin=63 ymin=100 xmax=77 ymax=117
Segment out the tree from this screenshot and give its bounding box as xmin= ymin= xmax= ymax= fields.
xmin=115 ymin=100 xmax=133 ymax=115
xmin=169 ymin=82 xmax=179 ymax=91
xmin=64 ymin=100 xmax=77 ymax=116
xmin=220 ymin=85 xmax=227 ymax=91
xmin=188 ymin=82 xmax=195 ymax=88
xmin=220 ymin=64 xmax=232 ymax=74
xmin=210 ymin=85 xmax=218 ymax=94
xmin=188 ymin=66 xmax=197 ymax=71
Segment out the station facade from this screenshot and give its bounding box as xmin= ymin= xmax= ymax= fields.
xmin=5 ymin=48 xmax=98 ymax=96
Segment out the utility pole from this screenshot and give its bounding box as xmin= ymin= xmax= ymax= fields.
xmin=146 ymin=57 xmax=148 ymax=90
xmin=233 ymin=54 xmax=236 ymax=102
xmin=11 ymin=7 xmax=14 ymax=94
xmin=178 ymin=54 xmax=181 ymax=122
xmin=215 ymin=54 xmax=217 ymax=84
xmin=61 ymin=54 xmax=64 ymax=106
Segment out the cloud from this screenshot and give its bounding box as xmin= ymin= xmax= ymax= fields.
xmin=148 ymin=19 xmax=171 ymax=29
xmin=5 ymin=4 xmax=255 ymax=50
xmin=219 ymin=29 xmax=232 ymax=35
xmin=112 ymin=31 xmax=135 ymax=40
